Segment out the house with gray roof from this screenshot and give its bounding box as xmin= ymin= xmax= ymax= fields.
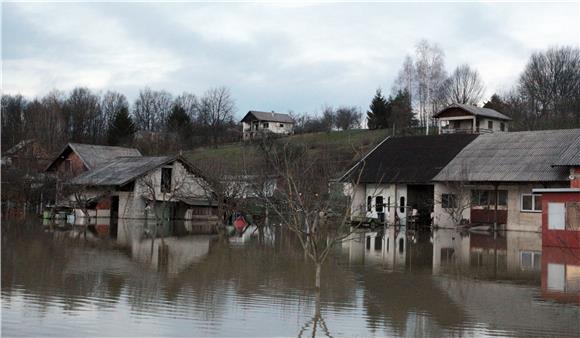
xmin=68 ymin=155 xmax=217 ymax=224
xmin=434 ymin=104 xmax=511 ymax=134
xmin=432 ymin=129 xmax=580 ymax=231
xmin=45 ymin=143 xmax=143 ymax=203
xmin=241 ymin=110 xmax=295 ymax=140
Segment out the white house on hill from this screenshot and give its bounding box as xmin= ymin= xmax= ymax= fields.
xmin=434 ymin=104 xmax=511 ymax=134
xmin=241 ymin=110 xmax=295 ymax=140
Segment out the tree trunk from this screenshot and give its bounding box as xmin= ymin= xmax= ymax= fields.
xmin=315 ymin=262 xmax=322 ymax=289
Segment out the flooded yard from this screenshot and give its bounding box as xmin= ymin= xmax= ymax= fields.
xmin=2 ymin=220 xmax=579 ymax=337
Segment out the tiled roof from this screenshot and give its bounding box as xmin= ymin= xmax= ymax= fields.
xmin=434 ymin=129 xmax=580 ymax=182
xmin=241 ymin=111 xmax=295 ymax=124
xmin=341 ymin=134 xmax=478 ymax=184
xmin=434 ymin=104 xmax=512 ymax=121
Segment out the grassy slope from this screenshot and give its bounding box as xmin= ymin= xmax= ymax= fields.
xmin=185 ymin=129 xmax=389 ymax=174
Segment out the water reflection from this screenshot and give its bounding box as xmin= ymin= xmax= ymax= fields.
xmin=2 ymin=220 xmax=579 ymax=337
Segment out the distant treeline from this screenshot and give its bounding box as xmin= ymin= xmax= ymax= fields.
xmin=1 ymin=86 xmax=239 ymax=155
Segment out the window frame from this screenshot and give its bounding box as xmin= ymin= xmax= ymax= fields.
xmin=488 ymin=120 xmax=493 ymax=130
xmin=521 ymin=193 xmax=542 ymax=212
xmin=441 ymin=193 xmax=457 ymax=209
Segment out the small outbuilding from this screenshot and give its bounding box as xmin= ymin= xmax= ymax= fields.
xmin=69 ymin=156 xmax=216 ymax=223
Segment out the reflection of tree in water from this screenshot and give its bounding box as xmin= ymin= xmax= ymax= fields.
xmin=297 ymin=290 xmax=333 ymax=338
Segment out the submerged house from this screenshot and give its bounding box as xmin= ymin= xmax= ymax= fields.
xmin=241 ymin=110 xmax=295 ymax=141
xmin=433 ymin=129 xmax=580 ymax=232
xmin=434 ymin=104 xmax=511 ymax=134
xmin=69 ymin=156 xmax=216 ymax=222
xmin=45 ymin=143 xmax=142 ymax=201
xmin=340 ymin=134 xmax=477 ymax=226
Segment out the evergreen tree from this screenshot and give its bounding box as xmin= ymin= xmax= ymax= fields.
xmin=367 ymin=88 xmax=389 ymax=129
xmin=388 ymin=89 xmax=417 ymax=131
xmin=166 ymin=104 xmax=192 ymax=133
xmin=166 ymin=103 xmax=193 ymax=146
xmin=107 ymin=106 xmax=136 ymax=146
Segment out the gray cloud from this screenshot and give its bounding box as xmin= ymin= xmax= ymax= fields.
xmin=2 ymin=2 xmax=578 ymax=120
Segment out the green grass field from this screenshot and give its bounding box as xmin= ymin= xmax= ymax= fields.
xmin=186 ymin=129 xmax=388 ymax=162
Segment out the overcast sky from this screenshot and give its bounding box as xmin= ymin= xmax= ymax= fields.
xmin=2 ymin=2 xmax=579 ymax=119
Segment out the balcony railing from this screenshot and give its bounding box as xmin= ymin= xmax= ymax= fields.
xmin=440 ymin=128 xmax=494 ymax=134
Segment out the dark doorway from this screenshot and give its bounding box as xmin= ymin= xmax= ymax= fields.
xmin=110 ymin=196 xmax=119 ymax=239
xmin=407 ymin=184 xmax=435 ymax=226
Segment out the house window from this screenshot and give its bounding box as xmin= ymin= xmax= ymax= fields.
xmin=376 ymin=196 xmax=383 ymax=213
xmin=500 ymin=122 xmax=505 ymax=131
xmin=471 ymin=190 xmax=508 ymax=207
xmin=161 ymin=167 xmax=173 ymax=193
xmin=367 ymin=196 xmax=372 ymax=212
xmin=442 ymin=193 xmax=456 ymax=209
xmin=279 ymin=123 xmax=284 ymax=128
xmin=548 ymin=203 xmax=565 ymax=230
xmin=262 ymin=122 xmax=269 ymax=128
xmin=488 ymin=121 xmax=493 ymax=130
xmin=521 ymin=194 xmax=542 ymax=212
xmin=400 ymin=196 xmax=405 ymax=213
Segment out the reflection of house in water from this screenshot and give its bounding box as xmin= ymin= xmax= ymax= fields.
xmin=432 ymin=229 xmax=542 ymax=281
xmin=343 ymin=227 xmax=432 ymax=272
xmin=541 ymin=247 xmax=580 ymax=303
xmin=116 ymin=219 xmax=212 ymax=274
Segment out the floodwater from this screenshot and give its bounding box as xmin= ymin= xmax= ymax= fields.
xmin=2 ymin=220 xmax=579 ymax=337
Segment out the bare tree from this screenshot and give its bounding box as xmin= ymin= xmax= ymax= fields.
xmin=174 ymin=92 xmax=200 ymax=122
xmin=63 ymin=87 xmax=103 ymax=144
xmin=394 ymin=54 xmax=415 ymax=103
xmin=414 ymin=40 xmax=447 ymax=132
xmin=519 ymin=46 xmax=580 ymax=123
xmin=133 ymin=88 xmax=173 ymax=132
xmin=101 ymin=91 xmax=129 ymax=128
xmin=198 ymin=86 xmax=236 ymax=146
xmin=253 ymin=137 xmax=368 ymax=289
xmin=441 ymin=64 xmax=485 ymax=105
xmin=320 ymin=105 xmax=335 ymax=132
xmin=335 ymin=106 xmax=361 ymax=130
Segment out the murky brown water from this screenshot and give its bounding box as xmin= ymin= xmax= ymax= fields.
xmin=2 ymin=220 xmax=579 ymax=337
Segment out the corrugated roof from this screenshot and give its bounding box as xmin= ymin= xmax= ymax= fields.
xmin=553 ymin=134 xmax=580 ymax=166
xmin=434 ymin=129 xmax=580 ymax=182
xmin=46 ymin=143 xmax=142 ymax=171
xmin=342 ymin=134 xmax=478 ymax=184
xmin=70 ymin=156 xmax=176 ymax=186
xmin=434 ymin=104 xmax=512 ymax=121
xmin=241 ymin=111 xmax=295 ymax=123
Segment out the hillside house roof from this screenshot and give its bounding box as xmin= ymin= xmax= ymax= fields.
xmin=340 ymin=134 xmax=478 ymax=184
xmin=434 ymin=129 xmax=580 ymax=182
xmin=241 ymin=111 xmax=295 ymax=124
xmin=434 ymin=104 xmax=512 ymax=121
xmin=70 ymin=156 xmax=198 ymax=187
xmin=46 ymin=143 xmax=142 ymax=171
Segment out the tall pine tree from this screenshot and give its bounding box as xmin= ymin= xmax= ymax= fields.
xmin=389 ymin=89 xmax=417 ymax=131
xmin=367 ymin=88 xmax=389 ymax=129
xmin=107 ymin=106 xmax=136 ymax=146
